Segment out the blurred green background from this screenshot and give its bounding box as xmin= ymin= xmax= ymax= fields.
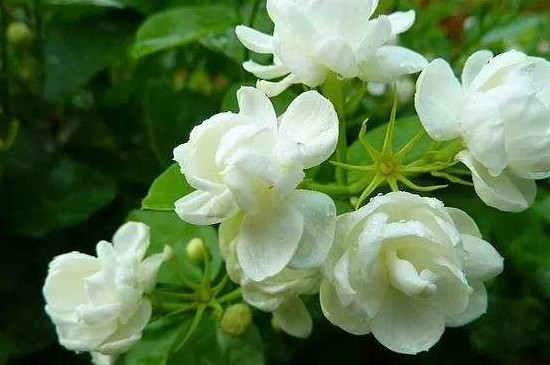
xmin=1 ymin=0 xmax=550 ymax=364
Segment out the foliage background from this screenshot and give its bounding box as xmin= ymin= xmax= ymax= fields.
xmin=0 ymin=0 xmax=550 ymax=364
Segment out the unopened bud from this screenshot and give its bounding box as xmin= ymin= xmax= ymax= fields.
xmin=186 ymin=237 xmax=205 ymax=263
xmin=220 ymin=303 xmax=252 ymax=336
xmin=7 ymin=22 xmax=34 ymax=46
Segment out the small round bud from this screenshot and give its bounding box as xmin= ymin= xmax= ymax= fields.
xmin=186 ymin=237 xmax=205 ymax=263
xmin=220 ymin=303 xmax=252 ymax=336
xmin=7 ymin=22 xmax=34 ymax=46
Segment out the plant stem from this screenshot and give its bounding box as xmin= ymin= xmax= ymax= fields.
xmin=321 ymin=73 xmax=348 ymax=185
xmin=219 ymin=288 xmax=242 ymax=303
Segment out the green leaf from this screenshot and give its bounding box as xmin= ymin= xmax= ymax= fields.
xmin=217 ymin=326 xmax=265 ymax=365
xmin=142 ymin=164 xmax=193 ymax=211
xmin=133 ymin=6 xmax=238 ymax=58
xmin=44 ymin=16 xmax=136 ymax=101
xmin=44 ymin=0 xmax=124 ymax=7
xmin=0 ymin=158 xmax=117 ymax=237
xmin=127 ymin=210 xmax=222 ymax=285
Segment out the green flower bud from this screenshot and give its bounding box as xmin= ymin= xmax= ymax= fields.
xmin=7 ymin=22 xmax=34 ymax=46
xmin=186 ymin=237 xmax=205 ymax=264
xmin=220 ymin=303 xmax=252 ymax=336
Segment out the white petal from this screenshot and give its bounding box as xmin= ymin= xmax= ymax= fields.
xmin=414 ymin=58 xmax=464 ymax=141
xmin=139 ymin=245 xmax=173 ymax=292
xmin=237 ymin=87 xmax=277 ymax=128
xmin=387 ymin=10 xmax=416 ymax=35
xmin=355 ymin=16 xmax=393 ymax=60
xmin=174 ymin=112 xmax=245 ymax=191
xmin=222 ymin=147 xmax=303 ymax=215
xmin=235 ymin=25 xmax=274 ymax=54
xmin=446 ymin=281 xmax=488 ymax=327
xmin=44 ymin=253 xmax=101 ymax=313
xmin=502 ymin=95 xmax=550 ymax=179
xmin=446 ymin=207 xmax=482 ymax=238
xmin=288 ymin=190 xmax=336 ymax=269
xmin=462 ymin=234 xmax=503 ymax=281
xmin=273 ymin=297 xmax=312 ymax=339
xmin=462 ymin=50 xmax=493 ymax=91
xmin=370 ymin=289 xmax=445 ymax=355
xmin=313 ymin=37 xmax=357 ymax=78
xmin=468 ymin=50 xmax=528 ymax=92
xmin=243 ymin=60 xmax=290 ymax=80
xmin=257 ymin=73 xmax=300 ymax=98
xmin=538 ymin=82 xmax=550 ymax=109
xmin=112 ymin=222 xmax=149 ymax=263
xmin=359 ymin=45 xmax=428 ymax=83
xmin=457 ymin=150 xmax=536 ymax=212
xmin=237 ymin=201 xmax=304 ymax=281
xmin=320 ymin=280 xmax=371 ymax=335
xmin=241 ymin=282 xmax=284 ymax=312
xmin=97 ymin=300 xmax=152 ymax=355
xmin=277 ymin=90 xmax=339 ymax=169
xmin=174 ymin=189 xmax=238 ymax=225
xmin=460 ymin=91 xmax=507 ymax=176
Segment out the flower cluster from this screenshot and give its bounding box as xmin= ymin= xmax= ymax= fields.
xmin=43 ymin=0 xmax=550 ymax=360
xmin=236 ymin=0 xmax=427 ymax=96
xmin=43 ymin=222 xmax=171 ymax=363
xmin=416 ymin=50 xmax=550 ymax=212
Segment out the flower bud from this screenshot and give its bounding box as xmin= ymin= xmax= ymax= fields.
xmin=220 ymin=303 xmax=252 ymax=336
xmin=7 ymin=22 xmax=34 ymax=46
xmin=186 ymin=237 xmax=206 ymax=263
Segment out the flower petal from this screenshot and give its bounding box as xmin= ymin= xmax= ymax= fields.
xmin=462 ymin=234 xmax=503 ymax=281
xmin=460 ymin=91 xmax=507 ymax=176
xmin=446 ymin=207 xmax=482 ymax=238
xmin=387 ymin=10 xmax=415 ymax=35
xmin=277 ymin=90 xmax=339 ymax=169
xmin=237 ymin=87 xmax=277 ymax=129
xmin=355 ymin=16 xmax=393 ymax=60
xmin=320 ymin=280 xmax=371 ymax=335
xmin=174 ymin=189 xmax=238 ymax=225
xmin=237 ymin=201 xmax=304 ymax=281
xmin=457 ymin=150 xmax=536 ymax=212
xmin=235 ymin=25 xmax=274 ymax=54
xmin=414 ymin=58 xmax=464 ymax=141
xmin=243 ymin=60 xmax=290 ymax=80
xmin=97 ymin=300 xmax=152 ymax=355
xmin=370 ymin=289 xmax=445 ymax=355
xmin=313 ymin=37 xmax=357 ymax=78
xmin=44 ymin=252 xmax=101 ymax=312
xmin=288 ymin=190 xmax=336 ymax=270
xmin=112 ymin=222 xmax=150 ymax=263
xmin=139 ymin=245 xmax=173 ymax=292
xmin=446 ymin=281 xmax=488 ymax=327
xmin=273 ymin=296 xmax=312 ymax=339
xmin=359 ymin=45 xmax=428 ymax=83
xmin=462 ymin=50 xmax=493 ymax=91
xmin=257 ymin=73 xmax=300 ymax=97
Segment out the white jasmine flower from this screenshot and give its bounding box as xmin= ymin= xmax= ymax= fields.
xmin=415 ymin=50 xmax=550 ymax=212
xmin=43 ymin=222 xmax=171 ymax=357
xmin=174 ymin=87 xmax=338 ymax=281
xmin=321 ymin=192 xmax=503 ymax=354
xmin=236 ymin=0 xmax=428 ymax=96
xmin=220 ymin=214 xmax=322 ymax=338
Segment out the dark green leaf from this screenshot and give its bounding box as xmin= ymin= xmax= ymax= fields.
xmin=133 ymin=6 xmax=238 ymax=58
xmin=217 ymin=326 xmax=265 ymax=365
xmin=142 ymin=164 xmax=193 ymax=211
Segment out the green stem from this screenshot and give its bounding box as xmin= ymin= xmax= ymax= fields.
xmin=300 ymin=175 xmax=371 ymax=197
xmin=219 ymin=288 xmax=242 ymax=303
xmin=173 ymin=306 xmax=205 ymax=352
xmin=321 ymin=73 xmax=348 ymax=185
